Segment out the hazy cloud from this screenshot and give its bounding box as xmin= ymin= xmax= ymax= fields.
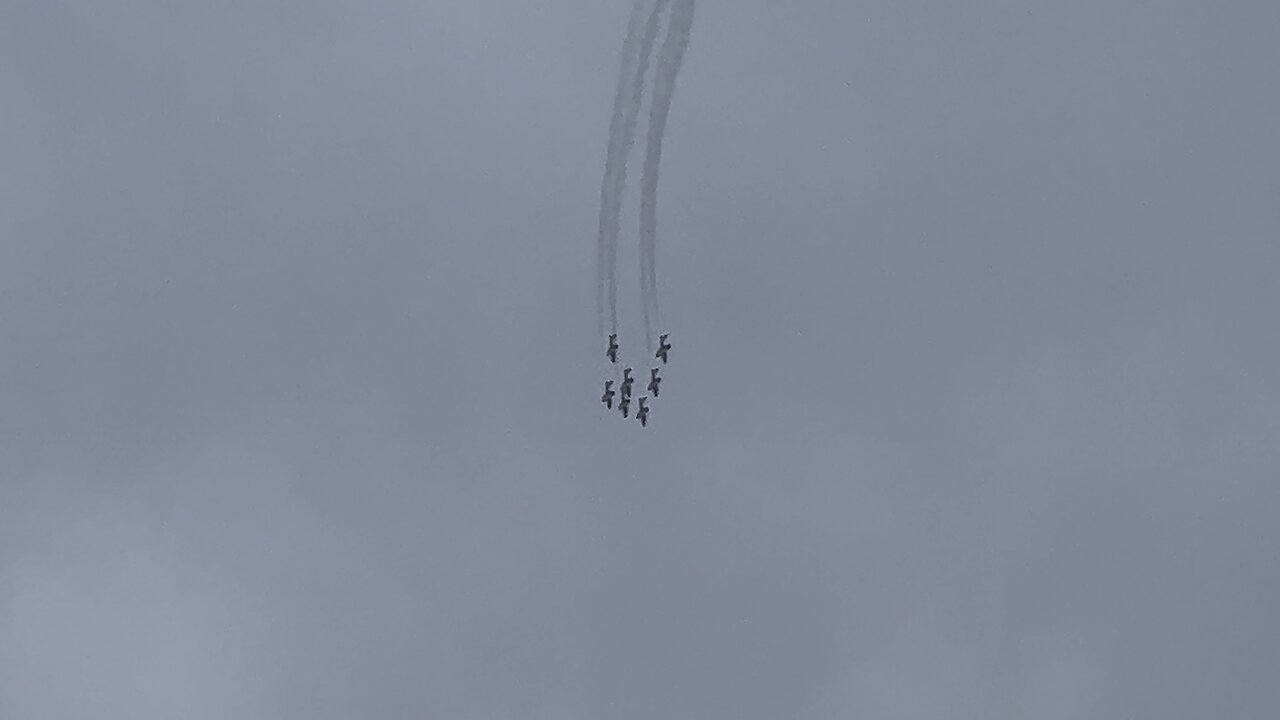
xmin=3 ymin=0 xmax=1277 ymax=717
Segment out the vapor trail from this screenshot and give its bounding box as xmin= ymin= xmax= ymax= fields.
xmin=639 ymin=0 xmax=695 ymax=351
xmin=597 ymin=0 xmax=651 ymax=338
xmin=598 ymin=0 xmax=673 ymax=346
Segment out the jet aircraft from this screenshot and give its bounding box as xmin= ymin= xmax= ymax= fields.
xmin=636 ymin=397 xmax=650 ymax=427
xmin=618 ymin=395 xmax=631 ymax=418
xmin=606 ymin=333 xmax=619 ymax=363
xmin=620 ymin=368 xmax=634 ymax=399
xmin=655 ymin=334 xmax=671 ymax=364
xmin=647 ymin=367 xmax=662 ymax=397
xmin=601 ymin=379 xmax=616 ymax=409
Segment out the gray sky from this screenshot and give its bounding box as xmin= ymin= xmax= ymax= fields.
xmin=3 ymin=1 xmax=1278 ymax=717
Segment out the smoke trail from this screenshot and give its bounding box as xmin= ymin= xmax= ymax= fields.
xmin=597 ymin=0 xmax=651 ymax=338
xmin=598 ymin=0 xmax=672 ymax=345
xmin=611 ymin=0 xmax=672 ymax=345
xmin=625 ymin=0 xmax=674 ymax=175
xmin=639 ymin=0 xmax=695 ymax=351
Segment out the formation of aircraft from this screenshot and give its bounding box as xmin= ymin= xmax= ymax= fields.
xmin=599 ymin=334 xmax=671 ymax=427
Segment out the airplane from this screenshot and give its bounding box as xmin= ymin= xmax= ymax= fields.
xmin=636 ymin=397 xmax=649 ymax=427
xmin=606 ymin=333 xmax=618 ymax=363
xmin=618 ymin=395 xmax=631 ymax=418
xmin=601 ymin=379 xmax=616 ymax=409
xmin=647 ymin=367 xmax=662 ymax=397
xmin=655 ymin=334 xmax=671 ymax=364
xmin=620 ymin=368 xmax=634 ymax=399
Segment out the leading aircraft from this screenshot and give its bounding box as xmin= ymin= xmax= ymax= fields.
xmin=601 ymin=379 xmax=616 ymax=410
xmin=636 ymin=397 xmax=650 ymax=427
xmin=655 ymin=334 xmax=671 ymax=364
xmin=606 ymin=333 xmax=619 ymax=363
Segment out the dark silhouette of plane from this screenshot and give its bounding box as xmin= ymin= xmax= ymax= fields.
xmin=636 ymin=397 xmax=649 ymax=427
xmin=601 ymin=380 xmax=616 ymax=409
xmin=618 ymin=395 xmax=631 ymax=418
xmin=606 ymin=333 xmax=618 ymax=363
xmin=647 ymin=367 xmax=662 ymax=397
xmin=655 ymin=334 xmax=671 ymax=364
xmin=620 ymin=368 xmax=634 ymax=399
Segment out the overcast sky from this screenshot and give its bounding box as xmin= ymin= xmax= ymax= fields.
xmin=3 ymin=1 xmax=1278 ymax=717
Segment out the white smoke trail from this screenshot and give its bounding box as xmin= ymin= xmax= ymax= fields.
xmin=610 ymin=0 xmax=672 ymax=346
xmin=639 ymin=0 xmax=695 ymax=352
xmin=598 ymin=0 xmax=673 ymax=345
xmin=597 ymin=0 xmax=651 ymax=339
